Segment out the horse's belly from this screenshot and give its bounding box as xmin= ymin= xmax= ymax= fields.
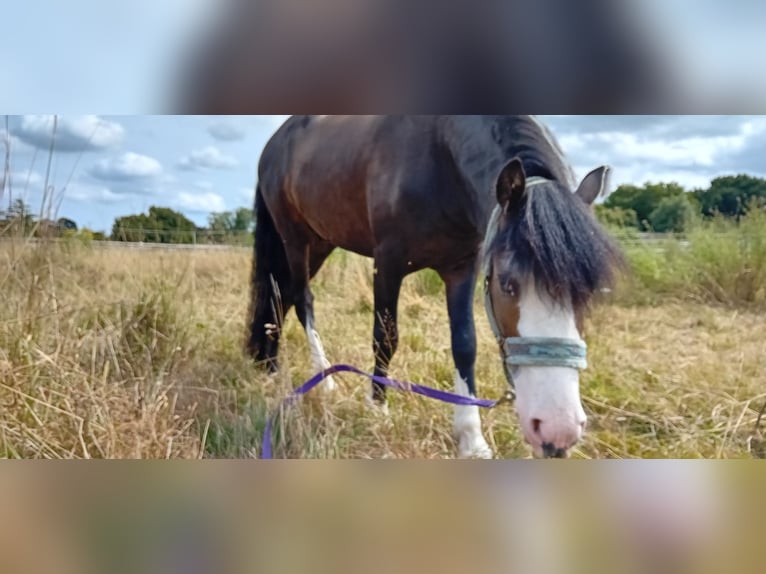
xmin=289 ymin=175 xmax=376 ymax=256
xmin=305 ymin=214 xmax=376 ymax=257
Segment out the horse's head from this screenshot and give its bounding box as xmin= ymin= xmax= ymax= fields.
xmin=483 ymin=157 xmax=622 ymax=458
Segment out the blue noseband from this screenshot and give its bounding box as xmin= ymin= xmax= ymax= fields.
xmin=502 ymin=337 xmax=587 ymax=370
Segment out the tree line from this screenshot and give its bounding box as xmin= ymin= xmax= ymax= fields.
xmin=0 ymin=198 xmax=85 ymax=238
xmin=111 ymin=206 xmax=254 ymax=244
xmin=1 ymin=199 xmax=255 ymax=245
xmin=5 ymin=173 xmax=764 ymax=243
xmin=595 ymin=174 xmax=766 ymax=233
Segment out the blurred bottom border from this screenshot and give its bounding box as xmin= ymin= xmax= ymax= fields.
xmin=0 ymin=461 xmax=763 ymax=574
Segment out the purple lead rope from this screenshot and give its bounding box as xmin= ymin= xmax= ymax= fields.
xmin=261 ymin=364 xmax=504 ymax=459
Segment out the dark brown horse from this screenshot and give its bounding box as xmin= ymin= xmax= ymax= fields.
xmin=248 ymin=116 xmax=622 ymax=458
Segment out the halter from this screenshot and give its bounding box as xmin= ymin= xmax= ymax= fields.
xmin=482 ymin=176 xmax=588 ymax=390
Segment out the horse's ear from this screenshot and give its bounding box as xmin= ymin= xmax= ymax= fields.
xmin=497 ymin=157 xmax=526 ymax=210
xmin=575 ymin=166 xmax=611 ymax=205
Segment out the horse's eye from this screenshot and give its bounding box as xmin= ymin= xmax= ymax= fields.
xmin=500 ymin=278 xmax=519 ymax=297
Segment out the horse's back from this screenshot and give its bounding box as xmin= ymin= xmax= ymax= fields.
xmin=257 ymin=116 xmax=448 ymax=257
xmin=259 ymin=115 xmax=442 ymax=187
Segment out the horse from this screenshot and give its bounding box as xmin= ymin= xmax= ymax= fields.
xmin=247 ymin=115 xmax=623 ymax=459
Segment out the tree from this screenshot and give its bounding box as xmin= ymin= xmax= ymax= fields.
xmin=208 ymin=207 xmax=253 ymax=233
xmin=594 ymin=205 xmax=639 ymax=228
xmin=2 ymin=199 xmax=34 ymax=234
xmin=205 ymin=207 xmax=254 ymax=244
xmin=604 ymin=182 xmax=686 ymax=230
xmin=648 ymin=195 xmax=696 ymax=233
xmin=208 ymin=211 xmax=234 ymax=233
xmin=232 ymin=207 xmax=254 ymax=232
xmin=57 ymin=217 xmax=78 ymax=232
xmin=693 ymin=174 xmax=766 ymax=219
xmin=147 ymin=206 xmax=196 ymax=243
xmin=112 ymin=206 xmax=197 ymax=243
xmin=8 ymin=199 xmax=32 ymax=221
xmin=112 ymin=213 xmax=153 ymax=242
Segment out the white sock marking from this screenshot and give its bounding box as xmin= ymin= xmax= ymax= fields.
xmin=306 ymin=321 xmax=336 ymax=393
xmin=453 ymin=370 xmax=493 ymax=459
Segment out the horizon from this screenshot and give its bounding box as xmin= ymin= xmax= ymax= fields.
xmin=3 ymin=115 xmax=766 ymax=232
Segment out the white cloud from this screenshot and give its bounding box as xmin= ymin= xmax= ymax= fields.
xmin=1 ymin=128 xmax=33 ymax=153
xmin=265 ymin=116 xmax=290 ymax=128
xmin=208 ymin=121 xmax=247 ymax=142
xmin=7 ymin=170 xmax=45 ymax=192
xmin=64 ymin=183 xmax=124 ymax=204
xmin=551 ymin=116 xmax=766 ymax=195
xmin=574 ymin=131 xmax=750 ymax=168
xmin=237 ymin=186 xmax=256 ymax=203
xmin=91 ymin=152 xmax=163 ymax=181
xmin=552 ymin=116 xmax=766 ymax=171
xmin=178 ymin=146 xmax=238 ymax=170
xmin=14 ymin=115 xmax=124 ymax=152
xmin=194 ymin=180 xmax=214 ymax=191
xmin=176 ymin=191 xmax=226 ymax=212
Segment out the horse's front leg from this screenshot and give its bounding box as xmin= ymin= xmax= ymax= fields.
xmin=369 ymin=252 xmax=405 ymax=415
xmin=442 ymin=266 xmax=493 ymax=459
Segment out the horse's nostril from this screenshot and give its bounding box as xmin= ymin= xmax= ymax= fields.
xmin=532 ymin=418 xmax=542 ymax=435
xmin=542 ymin=442 xmax=567 ymax=458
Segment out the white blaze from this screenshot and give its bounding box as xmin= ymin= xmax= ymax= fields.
xmin=513 ymin=280 xmax=586 ymax=456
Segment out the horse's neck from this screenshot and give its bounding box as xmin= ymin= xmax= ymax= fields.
xmin=494 ymin=116 xmax=577 ymax=189
xmin=442 ymin=117 xmax=513 ymax=225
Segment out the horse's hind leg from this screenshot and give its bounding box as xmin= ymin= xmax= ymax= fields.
xmin=285 ymin=238 xmax=338 ymax=393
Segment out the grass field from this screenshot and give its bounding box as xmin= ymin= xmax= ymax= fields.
xmin=1 ymin=215 xmax=765 ymax=459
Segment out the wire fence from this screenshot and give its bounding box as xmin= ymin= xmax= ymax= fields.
xmin=0 ymin=226 xmax=255 ymax=251
xmin=0 ymin=236 xmax=251 ymax=252
xmin=0 ymin=226 xmax=740 ymax=253
xmin=109 ymin=227 xmax=254 ymax=246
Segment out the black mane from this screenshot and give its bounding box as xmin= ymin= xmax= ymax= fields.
xmin=490 ymin=116 xmax=576 ymax=186
xmin=489 ymin=118 xmax=624 ymax=312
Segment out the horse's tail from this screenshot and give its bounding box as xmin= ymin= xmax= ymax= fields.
xmin=246 ymin=183 xmax=292 ymax=370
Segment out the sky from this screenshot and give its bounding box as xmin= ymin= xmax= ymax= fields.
xmin=2 ymin=115 xmax=766 ymax=232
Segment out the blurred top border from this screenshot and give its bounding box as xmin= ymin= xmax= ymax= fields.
xmin=3 ymin=0 xmax=765 ymax=114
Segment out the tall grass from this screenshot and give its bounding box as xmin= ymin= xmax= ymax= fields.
xmin=614 ymin=209 xmax=766 ymax=308
xmin=0 ymin=242 xmax=204 ymax=458
xmin=1 ymin=198 xmax=764 ymax=457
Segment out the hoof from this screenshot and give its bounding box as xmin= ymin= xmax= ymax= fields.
xmin=318 ymin=374 xmax=338 ymax=395
xmin=312 ymin=356 xmax=337 ymax=395
xmin=458 ymin=439 xmax=495 ymax=460
xmin=364 ymin=393 xmax=390 ymax=417
xmin=456 ymin=434 xmax=494 ymax=459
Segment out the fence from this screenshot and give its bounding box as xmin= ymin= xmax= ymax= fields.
xmin=2 ymin=228 xmax=735 ymax=254
xmin=109 ymin=228 xmax=254 ymax=246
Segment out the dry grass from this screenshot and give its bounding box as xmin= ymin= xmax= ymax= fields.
xmin=0 ymin=238 xmax=763 ymax=459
